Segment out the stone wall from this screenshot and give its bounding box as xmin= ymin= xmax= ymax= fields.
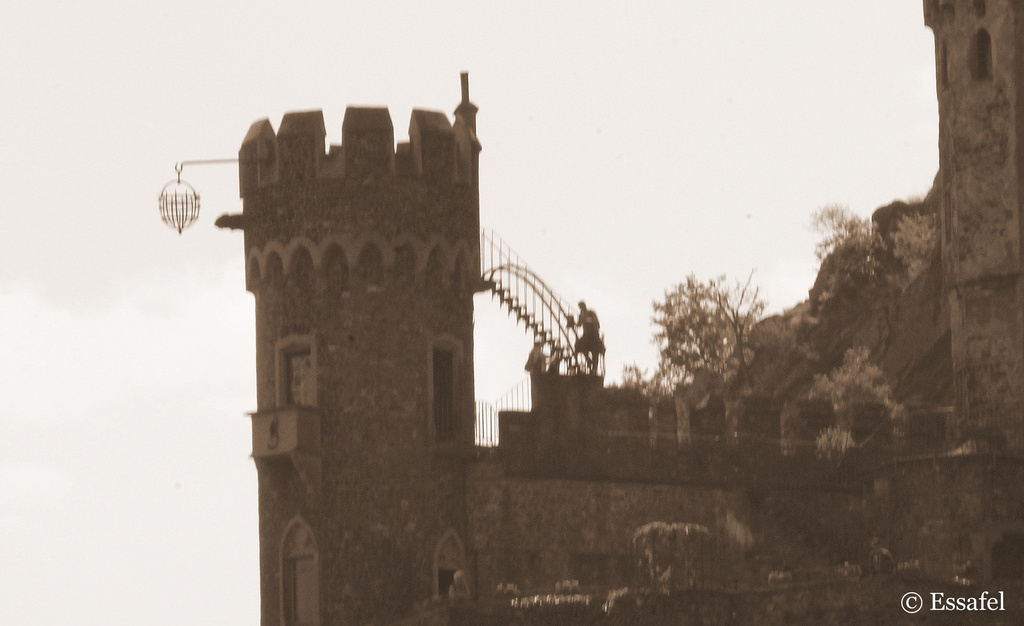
xmin=874 ymin=455 xmax=1024 ymax=580
xmin=467 ymin=460 xmax=748 ymax=595
xmin=466 ymin=455 xmax=881 ymax=598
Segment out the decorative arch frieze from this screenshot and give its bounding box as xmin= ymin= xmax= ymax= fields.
xmin=244 ymin=234 xmax=477 ymax=289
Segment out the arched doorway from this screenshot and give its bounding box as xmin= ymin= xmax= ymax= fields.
xmin=434 ymin=530 xmax=467 ymax=599
xmin=281 ymin=517 xmax=320 ymax=625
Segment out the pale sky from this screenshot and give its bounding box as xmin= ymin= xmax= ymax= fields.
xmin=0 ymin=2 xmax=938 ymax=624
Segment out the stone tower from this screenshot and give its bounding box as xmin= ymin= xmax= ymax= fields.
xmin=925 ymin=0 xmax=1024 ymax=448
xmin=237 ymin=75 xmax=481 ymax=624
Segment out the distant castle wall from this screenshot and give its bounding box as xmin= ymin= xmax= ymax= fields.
xmin=467 ymin=462 xmax=748 ymax=593
xmin=471 ymin=376 xmax=887 ymax=593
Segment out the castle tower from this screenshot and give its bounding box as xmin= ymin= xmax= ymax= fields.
xmin=925 ymin=0 xmax=1024 ymax=448
xmin=238 ymin=76 xmax=481 ymax=624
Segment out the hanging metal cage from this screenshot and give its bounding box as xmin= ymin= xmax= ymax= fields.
xmin=159 ymin=174 xmax=200 ymax=234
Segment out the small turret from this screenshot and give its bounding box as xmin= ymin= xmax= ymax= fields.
xmin=453 ymin=71 xmax=481 ymax=187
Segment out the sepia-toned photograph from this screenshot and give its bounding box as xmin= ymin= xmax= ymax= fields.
xmin=2 ymin=1 xmax=1023 ymax=624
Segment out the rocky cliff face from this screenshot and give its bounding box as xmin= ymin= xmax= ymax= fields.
xmin=747 ymin=189 xmax=952 ymax=408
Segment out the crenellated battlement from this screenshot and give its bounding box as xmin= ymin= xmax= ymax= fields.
xmin=238 ymin=76 xmax=482 ymax=264
xmin=239 ymin=103 xmax=477 ymax=194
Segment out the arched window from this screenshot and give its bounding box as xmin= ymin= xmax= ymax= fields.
xmin=290 ymin=247 xmax=314 ymax=289
xmin=356 ymin=243 xmax=384 ymax=289
xmin=247 ymin=256 xmax=263 ymax=291
xmin=322 ymin=244 xmax=350 ymax=295
xmin=281 ymin=518 xmax=320 ymax=626
xmin=973 ymin=0 xmax=986 ymax=18
xmin=425 ymin=246 xmax=449 ymax=287
xmin=971 ymin=29 xmax=992 ymax=80
xmin=393 ymin=243 xmax=417 ymax=285
xmin=453 ymin=250 xmax=471 ymax=297
xmin=434 ymin=530 xmax=467 ymax=599
xmin=265 ymin=252 xmax=285 ymax=285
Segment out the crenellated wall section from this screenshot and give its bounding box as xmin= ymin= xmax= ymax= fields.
xmin=239 ymin=106 xmax=479 ymax=254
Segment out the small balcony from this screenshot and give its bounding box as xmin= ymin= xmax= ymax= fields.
xmin=250 ymin=406 xmax=321 ymax=482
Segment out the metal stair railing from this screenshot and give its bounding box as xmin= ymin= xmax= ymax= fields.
xmin=480 ymin=229 xmax=601 ymax=376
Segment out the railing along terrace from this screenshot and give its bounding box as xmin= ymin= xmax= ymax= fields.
xmin=474 ymin=402 xmax=499 ymax=448
xmin=587 ymin=419 xmax=1020 ymax=483
xmin=487 ymin=391 xmax=1024 ymax=475
xmin=494 ymin=376 xmax=531 ymax=413
xmin=503 ymin=408 xmax=1018 ymax=483
xmin=960 ymin=400 xmax=1024 ymax=453
xmin=891 ymin=405 xmax=954 ymax=457
xmin=892 ymin=402 xmax=1024 ymax=457
xmin=498 ymin=427 xmax=877 ymax=490
xmin=474 ymin=376 xmax=532 ymax=448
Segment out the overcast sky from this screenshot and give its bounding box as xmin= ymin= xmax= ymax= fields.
xmin=0 ymin=1 xmax=939 ymax=624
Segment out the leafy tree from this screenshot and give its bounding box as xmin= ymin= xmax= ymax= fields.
xmin=810 ymin=204 xmax=879 ymax=305
xmin=891 ymin=211 xmax=937 ymax=283
xmin=811 ymin=203 xmax=873 ymax=262
xmin=632 ymin=522 xmax=710 ymax=591
xmin=805 ymin=347 xmax=897 ymax=462
xmin=621 ymin=362 xmax=671 ymax=398
xmin=747 ymin=310 xmax=809 ymax=364
xmin=651 ymin=272 xmax=765 ymax=390
xmin=810 ymin=346 xmax=896 ymax=448
xmin=815 ymin=426 xmax=855 ymax=463
xmin=810 ymin=346 xmax=893 ymax=411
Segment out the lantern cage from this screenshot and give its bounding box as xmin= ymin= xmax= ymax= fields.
xmin=158 ymin=158 xmax=238 ymax=234
xmin=159 ymin=176 xmax=201 ymax=234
